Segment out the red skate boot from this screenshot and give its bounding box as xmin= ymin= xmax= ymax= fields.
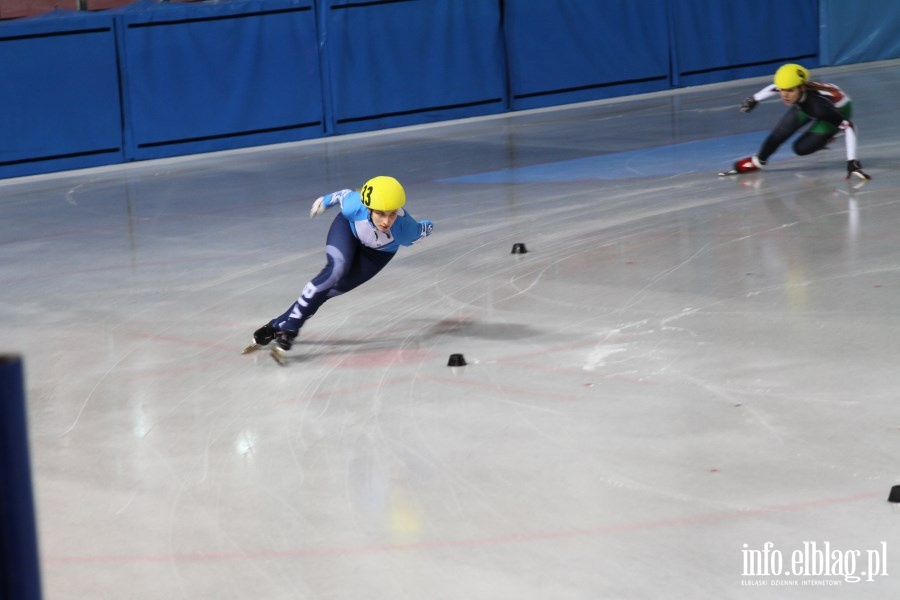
xmin=720 ymin=156 xmax=765 ymax=176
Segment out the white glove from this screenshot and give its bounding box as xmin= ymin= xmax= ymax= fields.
xmin=310 ymin=196 xmax=328 ymax=218
xmin=419 ymin=220 xmax=434 ymax=238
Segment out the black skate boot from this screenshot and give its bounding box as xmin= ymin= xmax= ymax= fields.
xmin=253 ymin=323 xmax=276 ymax=345
xmin=274 ymin=330 xmax=297 ymax=351
xmin=271 ymin=330 xmax=298 ymax=366
xmin=241 ymin=323 xmax=276 ymax=354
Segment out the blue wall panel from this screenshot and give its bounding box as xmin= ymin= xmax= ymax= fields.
xmin=118 ymin=0 xmax=324 ymax=160
xmin=321 ymin=0 xmax=507 ymax=135
xmin=504 ymin=0 xmax=671 ymax=110
xmin=820 ymin=0 xmax=900 ymax=66
xmin=3 ymin=0 xmax=900 ymax=180
xmin=0 ymin=11 xmax=123 ymax=178
xmin=669 ymin=0 xmax=819 ymax=87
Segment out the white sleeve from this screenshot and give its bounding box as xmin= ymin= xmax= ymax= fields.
xmin=752 ymin=84 xmax=780 ymax=103
xmin=840 ymin=121 xmax=858 ymax=161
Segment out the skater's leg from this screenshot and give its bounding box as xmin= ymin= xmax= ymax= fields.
xmin=270 ymin=214 xmax=359 ymax=334
xmin=329 ymin=245 xmax=395 ymax=297
xmin=725 ymin=107 xmax=807 ymax=174
xmin=792 ymin=130 xmax=834 ymax=156
xmin=267 ymin=245 xmax=394 ymax=355
xmin=271 ymin=244 xmax=395 ymax=337
xmin=757 ymin=106 xmax=807 ymax=163
xmin=287 ymin=244 xmax=394 ymax=327
xmin=792 ymin=103 xmax=850 ymax=156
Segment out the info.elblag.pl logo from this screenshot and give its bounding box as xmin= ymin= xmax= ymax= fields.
xmin=741 ymin=541 xmax=889 ymax=586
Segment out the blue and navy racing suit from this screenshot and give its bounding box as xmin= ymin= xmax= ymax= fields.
xmin=271 ymin=189 xmax=431 ymax=334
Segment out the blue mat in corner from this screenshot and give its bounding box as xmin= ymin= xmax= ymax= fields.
xmin=441 ymin=132 xmax=774 ymax=183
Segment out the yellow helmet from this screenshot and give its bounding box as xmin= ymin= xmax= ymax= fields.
xmin=360 ymin=176 xmax=406 ymax=211
xmin=774 ymin=64 xmax=809 ymax=90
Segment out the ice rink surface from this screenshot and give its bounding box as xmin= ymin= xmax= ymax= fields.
xmin=3 ymin=60 xmax=900 ymax=598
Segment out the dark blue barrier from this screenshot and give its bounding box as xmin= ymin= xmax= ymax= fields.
xmin=117 ymin=0 xmax=324 ymax=160
xmin=820 ymin=0 xmax=900 ymax=65
xmin=0 ymin=10 xmax=122 ymax=179
xmin=669 ymin=0 xmax=818 ymax=86
xmin=0 ymin=355 xmax=42 ymax=600
xmin=319 ymin=0 xmax=507 ymax=135
xmin=3 ymin=0 xmax=900 ymax=180
xmin=504 ymin=0 xmax=671 ymax=111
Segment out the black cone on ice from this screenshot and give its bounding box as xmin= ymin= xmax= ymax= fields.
xmin=889 ymin=485 xmax=900 ymax=503
xmin=447 ymin=353 xmax=467 ymax=367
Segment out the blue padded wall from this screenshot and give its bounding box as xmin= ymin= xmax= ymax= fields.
xmin=504 ymin=0 xmax=671 ymax=111
xmin=669 ymin=0 xmax=819 ymax=87
xmin=0 ymin=11 xmax=123 ymax=179
xmin=320 ymin=0 xmax=507 ymax=135
xmin=820 ymin=0 xmax=900 ymax=66
xmin=117 ymin=0 xmax=324 ymax=160
xmin=4 ymin=0 xmax=900 ymax=180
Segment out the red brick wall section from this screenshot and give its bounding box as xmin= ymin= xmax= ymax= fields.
xmin=0 ymin=0 xmax=137 ymax=19
xmin=0 ymin=0 xmax=73 ymax=20
xmin=85 ymin=0 xmax=137 ymax=9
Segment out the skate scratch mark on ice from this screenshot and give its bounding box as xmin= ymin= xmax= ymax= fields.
xmin=733 ymin=221 xmax=798 ymax=242
xmin=61 ymin=358 xmax=128 ymax=436
xmin=395 ymin=328 xmax=551 ymax=524
xmin=425 ymin=375 xmax=579 ymax=404
xmin=617 ymin=242 xmax=713 ymax=313
xmin=512 ymin=407 xmax=568 ymax=446
xmin=114 ymin=491 xmax=138 ymax=516
xmin=190 ymin=251 xmax=318 ymax=293
xmin=660 ymin=308 xmax=700 ymax=333
xmin=64 ymin=184 xmax=85 ymax=206
xmin=583 ymin=344 xmax=627 ymax=372
xmin=432 ymin=252 xmax=512 ymax=309
xmin=679 ymin=373 xmax=783 ymax=441
xmin=743 ymin=265 xmax=900 ymax=299
xmin=383 ymin=421 xmax=513 ymax=526
xmin=374 ymin=308 xmax=499 ymax=526
xmin=599 ymin=470 xmax=750 ymax=512
xmin=504 ymin=243 xmax=604 ymax=301
xmin=504 ymin=262 xmax=555 ymax=299
xmin=196 ymin=427 xmax=215 ymax=485
xmin=43 ymin=492 xmax=884 ymax=565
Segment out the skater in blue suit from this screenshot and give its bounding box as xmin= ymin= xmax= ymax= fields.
xmin=246 ymin=175 xmax=434 ymax=361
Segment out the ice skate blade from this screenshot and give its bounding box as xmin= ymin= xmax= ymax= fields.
xmin=718 ymin=169 xmax=739 ymax=177
xmin=242 ymin=342 xmax=263 ymax=354
xmin=848 ymin=172 xmax=870 ymax=190
xmin=270 ymin=348 xmax=289 ymax=366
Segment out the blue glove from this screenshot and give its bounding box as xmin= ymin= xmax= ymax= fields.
xmin=419 ymin=220 xmax=434 ymax=238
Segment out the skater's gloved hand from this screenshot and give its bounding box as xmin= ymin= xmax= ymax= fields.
xmin=419 ymin=220 xmax=434 ymax=239
xmin=310 ymin=196 xmax=330 ymax=218
xmin=740 ymin=97 xmax=758 ymax=113
xmin=845 ymin=159 xmax=871 ymax=181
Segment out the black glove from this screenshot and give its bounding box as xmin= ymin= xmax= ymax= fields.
xmin=846 ymin=159 xmax=871 ymax=181
xmin=740 ymin=97 xmax=758 ymax=113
